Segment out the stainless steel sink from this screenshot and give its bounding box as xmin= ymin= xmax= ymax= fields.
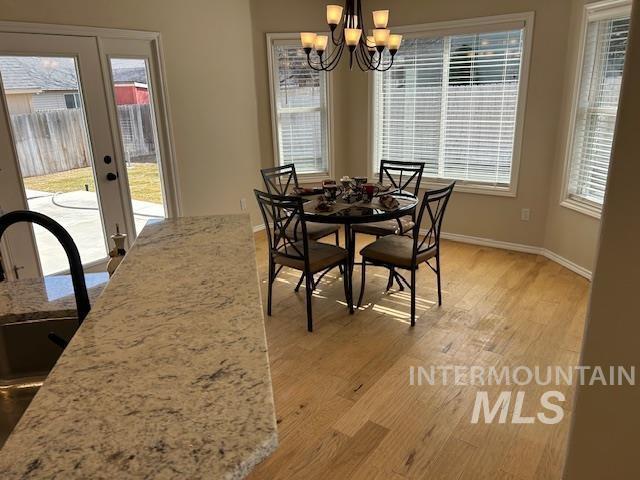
xmin=0 ymin=380 xmax=42 ymax=448
xmin=0 ymin=315 xmax=79 ymax=382
xmin=0 ymin=315 xmax=80 ymax=448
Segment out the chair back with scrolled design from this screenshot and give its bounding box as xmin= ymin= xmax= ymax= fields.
xmin=254 ymin=189 xmax=311 ymax=271
xmin=261 ymin=164 xmax=299 ymax=196
xmin=379 ymin=160 xmax=425 ymax=196
xmin=411 ymin=182 xmax=455 ymax=264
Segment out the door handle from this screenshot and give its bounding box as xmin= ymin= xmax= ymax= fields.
xmin=106 ymin=172 xmax=118 ymax=181
xmin=104 ymin=155 xmax=112 ymax=165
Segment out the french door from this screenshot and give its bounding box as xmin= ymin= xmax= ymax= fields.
xmin=0 ymin=30 xmax=175 ymax=278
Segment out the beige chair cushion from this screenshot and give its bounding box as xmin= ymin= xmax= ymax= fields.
xmin=351 ymin=215 xmax=415 ymax=237
xmin=286 ymin=220 xmax=340 ymax=241
xmin=360 ymin=234 xmax=436 ymax=269
xmin=275 ymin=240 xmax=347 ymax=273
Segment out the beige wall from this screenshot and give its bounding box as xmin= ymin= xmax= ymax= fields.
xmin=0 ymin=0 xmax=264 ymax=225
xmin=564 ymin=1 xmax=640 ymax=477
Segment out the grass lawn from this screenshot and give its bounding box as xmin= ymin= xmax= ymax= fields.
xmin=24 ymin=163 xmax=163 ymax=204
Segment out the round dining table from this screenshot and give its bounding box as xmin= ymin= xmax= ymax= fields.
xmin=301 ymin=191 xmax=419 ymax=313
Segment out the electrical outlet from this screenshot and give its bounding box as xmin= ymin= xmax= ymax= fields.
xmin=240 ymin=198 xmax=247 ymax=211
xmin=521 ymin=208 xmax=531 ymax=221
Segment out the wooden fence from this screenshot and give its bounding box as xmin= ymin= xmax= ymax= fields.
xmin=116 ymin=104 xmax=158 ymax=164
xmin=11 ymin=109 xmax=91 ymax=178
xmin=11 ymin=104 xmax=157 ymax=178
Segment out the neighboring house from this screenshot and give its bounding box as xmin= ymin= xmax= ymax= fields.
xmin=0 ymin=56 xmax=148 ymax=114
xmin=0 ymin=57 xmax=79 ymax=114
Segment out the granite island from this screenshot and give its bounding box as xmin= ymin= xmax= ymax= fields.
xmin=0 ymin=272 xmax=108 ymax=323
xmin=0 ymin=215 xmax=278 ymax=479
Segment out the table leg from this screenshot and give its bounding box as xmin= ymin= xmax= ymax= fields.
xmin=344 ymin=223 xmax=354 ymax=314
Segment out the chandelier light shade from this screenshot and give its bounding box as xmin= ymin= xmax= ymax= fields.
xmin=387 ymin=34 xmax=403 ymax=51
xmin=314 ymin=35 xmax=329 ymax=52
xmin=300 ymin=0 xmax=402 ymax=72
xmin=300 ymin=32 xmax=318 ymax=49
xmin=372 ymin=10 xmax=389 ymax=29
xmin=326 ymin=5 xmax=344 ymax=25
xmin=373 ymin=28 xmax=390 ymax=46
xmin=344 ymin=28 xmax=362 ymax=46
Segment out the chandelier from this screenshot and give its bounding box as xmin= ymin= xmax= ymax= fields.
xmin=300 ymin=1 xmax=402 ymax=72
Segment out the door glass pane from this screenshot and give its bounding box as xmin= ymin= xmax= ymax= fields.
xmin=109 ymin=58 xmax=166 ymax=234
xmin=0 ymin=56 xmax=108 ymax=275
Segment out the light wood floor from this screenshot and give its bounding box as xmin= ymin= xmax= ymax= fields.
xmin=248 ymin=231 xmax=590 ymax=480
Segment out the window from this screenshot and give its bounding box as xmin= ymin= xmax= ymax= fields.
xmin=64 ymin=92 xmax=81 ymax=109
xmin=372 ymin=16 xmax=532 ymax=193
xmin=268 ymin=35 xmax=330 ymax=176
xmin=563 ymin=2 xmax=630 ymax=214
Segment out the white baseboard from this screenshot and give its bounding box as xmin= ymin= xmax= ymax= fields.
xmin=539 ymin=247 xmax=592 ymax=280
xmin=438 ymin=231 xmax=592 ymax=280
xmin=440 ymin=231 xmax=541 ymax=255
xmin=252 ymin=223 xmax=591 ymax=280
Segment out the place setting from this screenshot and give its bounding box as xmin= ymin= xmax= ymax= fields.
xmin=299 ymin=176 xmax=406 ymax=216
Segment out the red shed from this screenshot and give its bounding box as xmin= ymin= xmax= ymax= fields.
xmin=114 ymin=82 xmax=149 ymax=105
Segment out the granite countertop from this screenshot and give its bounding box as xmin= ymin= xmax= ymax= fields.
xmin=0 ymin=215 xmax=278 ymax=479
xmin=0 ymin=272 xmax=109 ymax=324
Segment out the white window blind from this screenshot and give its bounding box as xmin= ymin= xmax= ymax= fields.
xmin=270 ymin=41 xmax=329 ymax=174
xmin=566 ymin=13 xmax=630 ymax=207
xmin=373 ymin=27 xmax=525 ymax=188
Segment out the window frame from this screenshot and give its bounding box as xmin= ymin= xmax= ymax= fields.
xmin=64 ymin=92 xmax=81 ymax=109
xmin=266 ymin=33 xmax=334 ymax=183
xmin=560 ymin=0 xmax=631 ymax=218
xmin=368 ymin=12 xmax=535 ymax=197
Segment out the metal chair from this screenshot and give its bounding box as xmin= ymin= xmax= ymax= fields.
xmin=357 ymin=182 xmax=455 ymax=326
xmin=261 ymin=164 xmax=341 ymax=244
xmin=254 ymin=189 xmax=352 ymax=332
xmin=0 ymin=210 xmax=91 ymax=348
xmin=351 ymin=160 xmax=425 ymax=238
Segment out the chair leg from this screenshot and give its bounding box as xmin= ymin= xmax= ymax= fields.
xmin=294 ymin=273 xmax=305 ymax=292
xmin=350 ymin=230 xmax=356 ymax=269
xmin=410 ymin=268 xmax=417 ymax=327
xmin=348 ymin=262 xmax=355 ymax=315
xmin=436 ymin=251 xmax=442 ymax=306
xmin=349 ymin=229 xmax=356 ymax=312
xmin=342 ymin=261 xmax=352 ymax=312
xmin=357 ymin=260 xmax=367 ymax=308
xmin=267 ymin=259 xmax=274 ymax=316
xmin=305 ymin=272 xmax=314 ymax=332
xmin=336 ymin=231 xmax=343 ymax=274
xmin=386 ymin=268 xmax=394 ymax=291
xmin=349 ymin=264 xmax=354 ymax=312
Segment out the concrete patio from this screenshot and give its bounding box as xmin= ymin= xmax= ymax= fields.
xmin=26 ymin=189 xmax=164 ymax=275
